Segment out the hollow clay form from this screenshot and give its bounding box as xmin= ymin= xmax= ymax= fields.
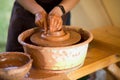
xmin=18 ymin=26 xmax=93 ymax=73
xmin=30 ymin=29 xmax=81 ymax=47
xmin=0 ymin=52 xmax=32 ymax=80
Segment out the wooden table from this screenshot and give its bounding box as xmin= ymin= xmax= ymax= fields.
xmin=68 ymin=26 xmax=120 ymax=79
xmin=25 ymin=26 xmax=120 ymax=80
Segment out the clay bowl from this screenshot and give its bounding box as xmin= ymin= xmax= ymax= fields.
xmin=0 ymin=52 xmax=32 ymax=80
xmin=18 ymin=26 xmax=93 ymax=73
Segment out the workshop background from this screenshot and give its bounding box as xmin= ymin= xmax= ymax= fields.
xmin=0 ymin=0 xmax=120 ymax=79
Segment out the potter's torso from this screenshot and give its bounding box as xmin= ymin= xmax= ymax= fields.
xmin=35 ymin=0 xmax=61 ymax=3
xmin=35 ymin=0 xmax=62 ymax=12
xmin=15 ymin=0 xmax=62 ymax=13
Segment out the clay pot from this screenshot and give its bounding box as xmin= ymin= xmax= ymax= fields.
xmin=18 ymin=26 xmax=93 ymax=73
xmin=0 ymin=52 xmax=32 ymax=80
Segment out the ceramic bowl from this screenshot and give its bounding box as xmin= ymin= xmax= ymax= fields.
xmin=18 ymin=26 xmax=93 ymax=73
xmin=0 ymin=52 xmax=32 ymax=80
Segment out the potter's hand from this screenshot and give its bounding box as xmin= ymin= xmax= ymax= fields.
xmin=48 ymin=7 xmax=63 ymax=32
xmin=35 ymin=11 xmax=48 ymax=32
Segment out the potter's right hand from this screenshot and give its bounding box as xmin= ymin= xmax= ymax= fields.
xmin=35 ymin=11 xmax=48 ymax=32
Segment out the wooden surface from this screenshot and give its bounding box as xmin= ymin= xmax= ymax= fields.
xmin=25 ymin=26 xmax=120 ymax=80
xmin=24 ymin=71 xmax=70 ymax=80
xmin=107 ymin=64 xmax=120 ymax=79
xmin=67 ymin=26 xmax=120 ymax=79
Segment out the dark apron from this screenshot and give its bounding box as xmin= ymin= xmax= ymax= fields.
xmin=6 ymin=0 xmax=71 ymax=52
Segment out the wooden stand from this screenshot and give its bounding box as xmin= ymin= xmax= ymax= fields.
xmin=25 ymin=26 xmax=120 ymax=80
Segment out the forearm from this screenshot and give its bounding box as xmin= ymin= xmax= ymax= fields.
xmin=60 ymin=0 xmax=80 ymax=13
xmin=16 ymin=0 xmax=44 ymax=14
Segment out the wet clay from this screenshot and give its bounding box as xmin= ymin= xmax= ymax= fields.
xmin=41 ymin=30 xmax=70 ymax=41
xmin=18 ymin=26 xmax=93 ymax=72
xmin=0 ymin=52 xmax=32 ymax=80
xmin=30 ymin=29 xmax=81 ymax=47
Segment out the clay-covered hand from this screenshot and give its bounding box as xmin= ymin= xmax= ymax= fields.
xmin=48 ymin=7 xmax=63 ymax=32
xmin=35 ymin=11 xmax=48 ymax=32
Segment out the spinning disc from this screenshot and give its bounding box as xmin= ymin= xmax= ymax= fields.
xmin=30 ymin=30 xmax=81 ymax=47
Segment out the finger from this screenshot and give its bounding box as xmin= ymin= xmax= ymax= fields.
xmin=56 ymin=22 xmax=61 ymax=31
xmin=48 ymin=16 xmax=51 ymax=31
xmin=57 ymin=19 xmax=63 ymax=31
xmin=35 ymin=17 xmax=39 ymax=26
xmin=35 ymin=20 xmax=41 ymax=28
xmin=56 ymin=18 xmax=61 ymax=30
xmin=58 ymin=24 xmax=62 ymax=31
xmin=44 ymin=19 xmax=48 ymax=33
xmin=35 ymin=15 xmax=43 ymax=28
xmin=53 ymin=19 xmax=57 ymax=32
xmin=40 ymin=20 xmax=44 ymax=28
xmin=47 ymin=17 xmax=50 ymax=31
xmin=50 ymin=17 xmax=54 ymax=32
xmin=52 ymin=15 xmax=59 ymax=32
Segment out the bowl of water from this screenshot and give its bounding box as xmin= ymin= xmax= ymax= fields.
xmin=0 ymin=52 xmax=32 ymax=80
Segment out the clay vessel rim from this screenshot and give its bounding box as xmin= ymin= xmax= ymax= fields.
xmin=18 ymin=26 xmax=93 ymax=49
xmin=0 ymin=52 xmax=33 ymax=70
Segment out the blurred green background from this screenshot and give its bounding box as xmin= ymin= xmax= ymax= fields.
xmin=0 ymin=0 xmax=14 ymax=52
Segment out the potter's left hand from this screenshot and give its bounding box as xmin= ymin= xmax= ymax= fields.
xmin=48 ymin=7 xmax=63 ymax=32
xmin=35 ymin=10 xmax=48 ymax=32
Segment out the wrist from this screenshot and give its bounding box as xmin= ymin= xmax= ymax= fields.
xmin=49 ymin=7 xmax=63 ymax=16
xmin=57 ymin=5 xmax=66 ymax=15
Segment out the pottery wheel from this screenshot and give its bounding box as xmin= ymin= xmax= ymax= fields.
xmin=30 ymin=29 xmax=81 ymax=47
